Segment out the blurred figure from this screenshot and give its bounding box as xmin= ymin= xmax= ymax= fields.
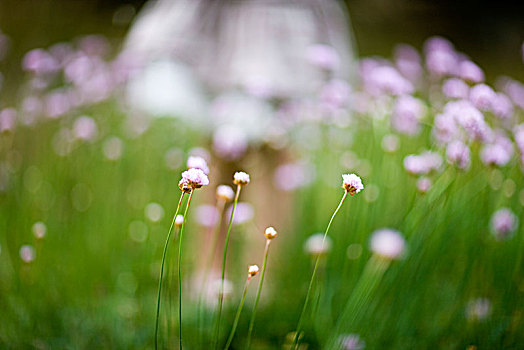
xmin=123 ymin=0 xmax=357 ymax=130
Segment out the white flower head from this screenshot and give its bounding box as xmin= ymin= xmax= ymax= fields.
xmin=248 ymin=264 xmax=259 ymax=278
xmin=233 ymin=171 xmax=250 ymax=186
xmin=342 ymin=173 xmax=364 ymax=196
xmin=179 ymin=168 xmax=209 ymax=191
xmin=175 ymin=214 xmax=184 ymax=227
xmin=216 ymin=185 xmax=235 ymax=202
xmin=265 ymin=226 xmax=278 ymax=240
xmin=187 ymin=156 xmax=210 ymax=175
xmin=370 ymin=228 xmax=406 ymax=260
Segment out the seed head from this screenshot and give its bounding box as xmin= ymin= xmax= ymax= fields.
xmin=248 ymin=264 xmax=259 ymax=278
xmin=233 ymin=171 xmax=250 ymax=186
xmin=342 ymin=174 xmax=364 ymax=195
xmin=264 ymin=226 xmax=278 ymax=240
xmin=216 ymin=185 xmax=235 ymax=202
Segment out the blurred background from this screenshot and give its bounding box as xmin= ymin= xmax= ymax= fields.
xmin=1 ymin=0 xmax=524 ymax=349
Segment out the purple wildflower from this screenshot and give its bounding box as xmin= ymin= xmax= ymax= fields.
xmin=403 ymin=151 xmax=442 ymax=175
xmin=480 ymin=133 xmax=514 ymax=167
xmin=391 ymin=95 xmax=425 ymax=135
xmin=490 ymin=208 xmax=518 ymax=240
xmin=491 ymin=93 xmax=514 ymax=120
xmin=442 ymin=78 xmax=469 ymax=99
xmin=459 ymin=60 xmax=484 ymax=83
xmin=446 ymin=140 xmax=471 ymax=170
xmin=469 ymin=84 xmax=496 ymax=111
xmin=306 ymin=44 xmax=340 ymax=70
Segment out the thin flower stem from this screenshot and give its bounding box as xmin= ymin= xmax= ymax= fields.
xmin=197 ymin=199 xmax=227 ymax=347
xmin=291 ymin=190 xmax=349 ymax=350
xmin=224 ymin=276 xmax=252 ymax=350
xmin=246 ymin=240 xmax=271 ymax=349
xmin=214 ymin=184 xmax=242 ymax=349
xmin=178 ymin=189 xmax=194 ymax=350
xmin=155 ymin=191 xmax=185 ymax=350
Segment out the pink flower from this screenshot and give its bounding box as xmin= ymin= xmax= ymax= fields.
xmin=391 ymin=95 xmax=425 ymax=135
xmin=446 ymin=141 xmax=471 ymax=170
xmin=469 ymin=84 xmax=496 ymax=111
xmin=179 ymin=168 xmax=209 ymax=190
xmin=459 ymin=60 xmax=484 ymax=83
xmin=306 ymin=44 xmax=340 ymax=70
xmin=342 ymin=174 xmax=364 ymax=195
xmin=490 ymin=208 xmax=518 ymax=240
xmin=442 ymin=78 xmax=469 ymax=99
xmin=403 ymin=152 xmax=442 ymax=175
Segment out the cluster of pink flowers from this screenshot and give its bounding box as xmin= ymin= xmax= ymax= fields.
xmin=355 ymin=36 xmax=524 ymax=184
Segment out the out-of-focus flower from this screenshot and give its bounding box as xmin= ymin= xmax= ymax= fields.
xmin=216 ymin=185 xmax=235 ymax=202
xmin=273 ymin=162 xmax=315 ymax=191
xmin=304 ymin=233 xmax=332 ymax=256
xmin=490 ymin=208 xmax=518 ymax=240
xmin=363 ymin=65 xmax=414 ymax=96
xmin=306 ymin=44 xmax=340 ymax=70
xmin=180 ymin=168 xmax=209 ymax=190
xmin=45 ymin=91 xmax=71 ymax=118
xmin=0 ymin=108 xmax=17 ymax=133
xmin=195 ymin=204 xmax=219 ymax=228
xmin=446 ymin=140 xmax=471 ymax=170
xmin=233 ymin=171 xmax=250 ymax=186
xmin=212 ymin=125 xmax=248 ymax=161
xmin=444 ymin=100 xmax=491 ymax=142
xmin=342 ymin=173 xmax=364 ymax=195
xmin=187 ymin=156 xmax=209 ymax=175
xmin=381 ymin=134 xmax=400 ymax=153
xmin=391 ymin=95 xmax=426 ymax=135
xmin=226 ymin=202 xmax=254 ymax=225
xmin=491 ymin=93 xmax=514 ymax=120
xmin=416 ymin=177 xmax=432 ymax=193
xmin=433 ymin=112 xmax=459 ymax=144
xmin=320 ymin=79 xmax=351 ymax=109
xmin=20 ymin=245 xmax=36 ymax=263
xmin=442 ymin=78 xmax=469 ymax=100
xmin=103 ymin=137 xmax=124 ymax=161
xmin=369 ymin=228 xmax=406 ymax=260
xmin=466 ymin=298 xmax=492 ymax=321
xmin=459 ymin=60 xmax=484 ymax=83
xmin=22 ymin=49 xmax=59 ymax=75
xmin=480 ymin=133 xmax=514 ymax=167
xmin=394 ymin=44 xmax=422 ymax=82
xmin=73 ymin=116 xmax=98 ymax=141
xmin=403 ymin=152 xmax=442 ymax=175
xmin=32 ymin=222 xmax=47 ymax=239
xmin=145 ymin=202 xmax=164 ymax=223
xmin=469 ymin=84 xmax=496 ymax=111
xmin=424 ymin=37 xmax=458 ymax=77
xmin=338 ymin=334 xmax=366 ymax=350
